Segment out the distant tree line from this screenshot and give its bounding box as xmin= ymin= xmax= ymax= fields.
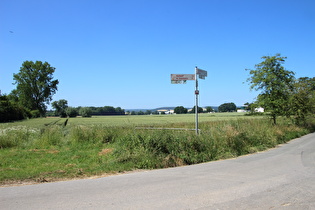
xmin=124 ymin=106 xmax=215 ymax=115
xmin=51 ymin=99 xmax=125 ymax=117
xmin=89 ymin=106 xmax=125 ymax=115
xmin=173 ymin=106 xmax=214 ymax=114
xmin=126 ymin=110 xmax=158 ymax=115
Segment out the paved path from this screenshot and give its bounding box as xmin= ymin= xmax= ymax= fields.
xmin=1 ymin=133 xmax=315 ymax=209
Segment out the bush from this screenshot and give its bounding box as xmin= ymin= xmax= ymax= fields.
xmin=0 ymin=127 xmax=39 ymax=149
xmin=30 ymin=110 xmax=41 ymax=118
xmin=0 ymin=95 xmax=26 ymax=122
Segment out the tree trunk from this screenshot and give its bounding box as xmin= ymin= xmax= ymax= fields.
xmin=272 ymin=115 xmax=277 ymax=125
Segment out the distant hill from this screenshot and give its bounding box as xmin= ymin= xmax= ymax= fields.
xmin=126 ymin=106 xmax=219 ymax=112
xmin=125 ymin=109 xmax=151 ymax=112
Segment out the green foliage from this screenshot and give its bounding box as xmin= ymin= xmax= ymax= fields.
xmin=12 ymin=61 xmax=59 ymax=116
xmin=247 ymin=54 xmax=295 ymax=124
xmin=190 ymin=106 xmax=204 ymax=113
xmin=174 ymin=106 xmax=188 ymax=114
xmin=289 ymin=77 xmax=315 ymax=125
xmin=0 ymin=126 xmax=39 ymax=149
xmin=93 ymin=106 xmax=125 ymax=115
xmin=79 ymin=107 xmax=92 ymax=117
xmin=218 ymin=102 xmax=237 ymax=112
xmin=30 ymin=110 xmax=41 ymax=118
xmin=137 ymin=111 xmax=145 ymax=115
xmin=145 ymin=110 xmax=152 ymax=115
xmin=115 ymin=107 xmax=125 ymax=115
xmin=205 ymin=106 xmax=214 ymax=112
xmin=33 ymin=126 xmax=64 ymax=148
xmin=52 ymin=99 xmax=68 ymax=117
xmin=66 ymin=107 xmax=78 ymax=118
xmin=0 ymin=95 xmax=27 ymax=122
xmin=243 ymin=102 xmax=260 ymax=114
xmin=78 ymin=106 xmax=126 ymax=115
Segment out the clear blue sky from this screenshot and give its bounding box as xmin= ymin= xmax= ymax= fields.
xmin=1 ymin=0 xmax=314 ymax=109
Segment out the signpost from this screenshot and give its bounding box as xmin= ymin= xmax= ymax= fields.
xmin=171 ymin=74 xmax=195 ymax=81
xmin=171 ymin=67 xmax=207 ymax=135
xmin=196 ymin=68 xmax=207 ymax=79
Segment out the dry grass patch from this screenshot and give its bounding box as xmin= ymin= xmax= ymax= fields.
xmin=98 ymin=148 xmax=113 ymax=156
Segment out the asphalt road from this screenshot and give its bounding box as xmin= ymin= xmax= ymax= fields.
xmin=1 ymin=133 xmax=315 ymax=209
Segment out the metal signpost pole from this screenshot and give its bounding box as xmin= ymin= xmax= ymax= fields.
xmin=171 ymin=67 xmax=206 ymax=135
xmin=195 ymin=67 xmax=199 ymax=135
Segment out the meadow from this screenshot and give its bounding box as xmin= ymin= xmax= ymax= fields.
xmin=1 ymin=113 xmax=314 ymax=185
xmin=0 ymin=112 xmax=250 ymax=128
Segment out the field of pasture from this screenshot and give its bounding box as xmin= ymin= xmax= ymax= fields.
xmin=1 ymin=113 xmax=314 ymax=185
xmin=0 ymin=112 xmax=250 ymax=128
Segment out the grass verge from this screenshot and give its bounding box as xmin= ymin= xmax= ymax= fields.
xmin=1 ymin=115 xmax=314 ymax=185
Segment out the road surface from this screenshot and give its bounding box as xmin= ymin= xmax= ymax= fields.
xmin=1 ymin=133 xmax=315 ymax=209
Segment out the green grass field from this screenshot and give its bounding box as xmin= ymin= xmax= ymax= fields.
xmin=1 ymin=113 xmax=314 ymax=185
xmin=0 ymin=112 xmax=253 ymax=129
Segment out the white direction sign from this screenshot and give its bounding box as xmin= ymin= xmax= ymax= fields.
xmin=171 ymin=74 xmax=195 ymax=81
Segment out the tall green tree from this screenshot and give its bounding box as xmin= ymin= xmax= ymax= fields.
xmin=115 ymin=107 xmax=125 ymax=115
xmin=246 ymin=54 xmax=295 ymax=124
xmin=66 ymin=107 xmax=78 ymax=118
xmin=290 ymin=77 xmax=315 ymax=125
xmin=174 ymin=106 xmax=188 ymax=114
xmin=205 ymin=106 xmax=214 ymax=113
xmin=218 ymin=103 xmax=236 ymax=112
xmin=52 ymin=99 xmax=68 ymax=117
xmin=12 ymin=61 xmax=59 ymax=116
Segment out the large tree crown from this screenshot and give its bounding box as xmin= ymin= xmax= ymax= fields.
xmin=12 ymin=60 xmax=59 ymax=115
xmin=246 ymin=54 xmax=295 ymax=92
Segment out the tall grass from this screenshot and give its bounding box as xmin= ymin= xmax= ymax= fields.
xmin=0 ymin=116 xmax=314 ymax=184
xmin=113 ymin=117 xmax=313 ymax=169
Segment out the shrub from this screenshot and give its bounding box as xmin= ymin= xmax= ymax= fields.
xmin=0 ymin=95 xmax=27 ymax=122
xmin=33 ymin=126 xmax=64 ymax=148
xmin=0 ymin=127 xmax=39 ymax=149
xmin=30 ymin=110 xmax=41 ymax=118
